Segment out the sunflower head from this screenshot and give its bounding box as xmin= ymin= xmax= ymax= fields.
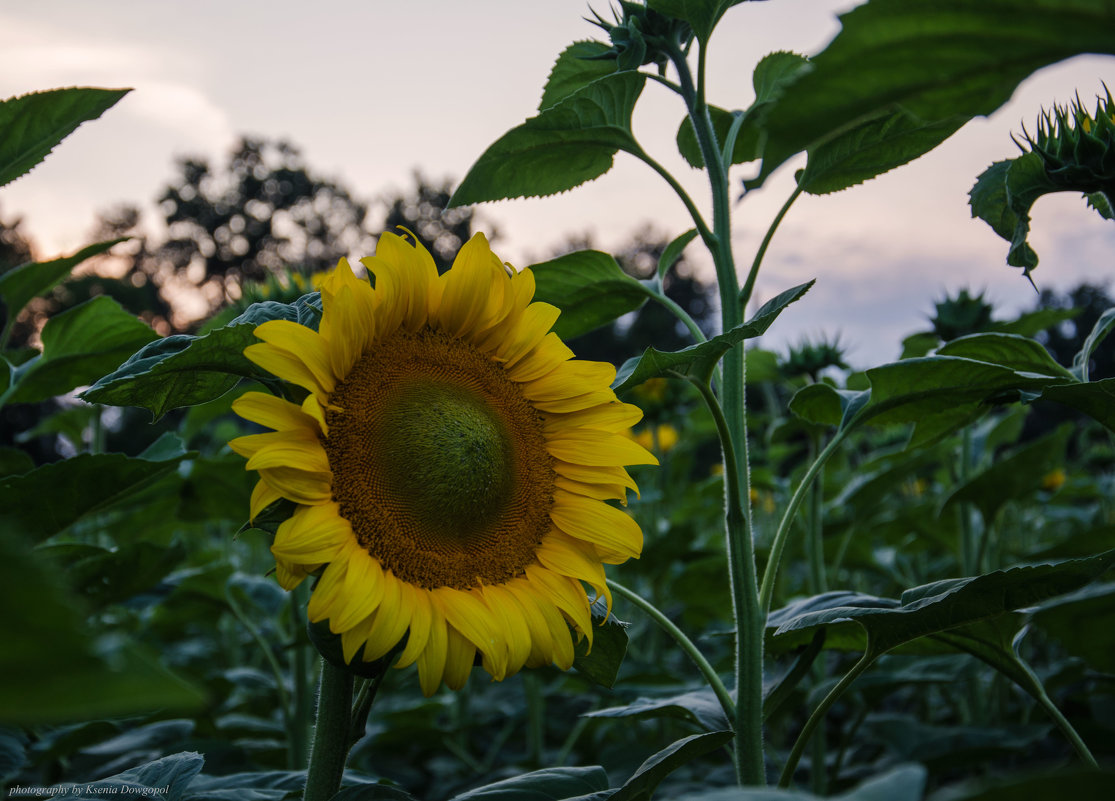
xmin=229 ymin=230 xmax=656 ymax=695
xmin=1017 ymin=88 xmax=1115 ymax=195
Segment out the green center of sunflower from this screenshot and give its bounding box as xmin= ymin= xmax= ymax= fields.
xmin=377 ymin=381 xmax=512 ymax=541
xmin=323 ymin=329 xmax=556 ymax=591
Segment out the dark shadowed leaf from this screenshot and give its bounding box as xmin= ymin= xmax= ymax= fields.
xmin=1036 ymin=378 xmax=1115 ymax=432
xmin=670 ymin=763 xmax=926 ymax=800
xmin=586 ymin=688 xmax=730 ymax=732
xmin=0 ymin=87 xmax=130 ymax=187
xmin=611 ymin=731 xmax=734 ymax=801
xmin=451 ymin=72 xmax=646 ymax=206
xmin=1032 ymin=582 xmax=1115 ymax=673
xmin=646 ymin=0 xmax=747 ymax=44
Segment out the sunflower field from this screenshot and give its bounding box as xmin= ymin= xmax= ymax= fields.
xmin=3 ymin=1 xmax=1115 ymax=799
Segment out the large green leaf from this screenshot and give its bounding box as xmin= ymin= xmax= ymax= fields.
xmin=529 ymin=250 xmax=653 ymax=339
xmin=789 ymin=354 xmax=1070 ymax=442
xmin=936 ymin=333 xmax=1075 ymax=380
xmin=450 ymin=72 xmax=646 ymax=206
xmin=611 ymin=731 xmax=734 ymax=801
xmin=968 ymin=154 xmax=1049 ymax=271
xmin=770 ymin=551 xmax=1115 ymax=655
xmin=62 ymin=752 xmax=204 ymax=799
xmin=614 ymin=280 xmax=813 ymax=390
xmin=1073 ymin=306 xmax=1115 ymax=380
xmin=0 ymin=238 xmax=126 ymax=338
xmin=1032 ymin=582 xmax=1115 ymax=672
xmin=0 ymin=87 xmax=130 ymax=187
xmin=798 ymin=111 xmax=966 ymax=194
xmin=540 ymin=41 xmax=618 ymax=111
xmin=749 ymin=0 xmax=1115 ymax=190
xmin=447 ymin=766 xmax=610 ymax=801
xmin=1036 ymin=377 xmax=1115 ymax=432
xmin=2 ymin=296 xmax=157 ymax=406
xmin=80 ymin=296 xmax=320 ymax=418
xmin=0 ymin=432 xmax=190 ymax=543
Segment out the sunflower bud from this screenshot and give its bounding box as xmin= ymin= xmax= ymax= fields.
xmin=780 ymin=336 xmax=849 ymax=382
xmin=1019 ymin=88 xmax=1115 ymax=198
xmin=586 ymin=1 xmax=694 ymax=72
xmin=930 ymin=289 xmax=993 ymax=343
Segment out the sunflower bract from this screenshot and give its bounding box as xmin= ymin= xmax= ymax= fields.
xmin=229 ymin=231 xmax=656 ymax=696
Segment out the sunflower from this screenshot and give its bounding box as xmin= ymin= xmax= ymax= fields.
xmin=230 ymin=231 xmax=656 ymax=695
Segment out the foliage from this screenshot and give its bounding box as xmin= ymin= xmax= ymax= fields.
xmin=4 ymin=2 xmax=1115 ymax=801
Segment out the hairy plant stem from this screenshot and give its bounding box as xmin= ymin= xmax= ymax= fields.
xmin=290 ymin=584 xmax=312 ymax=769
xmin=609 ymin=579 xmax=736 ymax=726
xmin=662 ymin=35 xmax=765 ymax=785
xmin=303 ymin=659 xmax=354 ymax=801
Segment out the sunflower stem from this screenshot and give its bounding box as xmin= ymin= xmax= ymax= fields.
xmin=666 ymin=33 xmax=764 ymax=785
xmin=303 ymin=658 xmax=354 ymax=801
xmin=609 ymin=579 xmax=735 ymax=726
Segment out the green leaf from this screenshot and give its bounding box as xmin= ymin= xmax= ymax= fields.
xmin=0 ymin=238 xmax=126 ymax=336
xmin=80 ymin=297 xmax=317 ymax=418
xmin=573 ymin=600 xmax=629 ymax=688
xmin=658 ymin=229 xmax=698 ymax=280
xmin=771 ymin=551 xmax=1115 ymax=655
xmin=0 ymin=87 xmax=130 ymax=187
xmin=329 ymin=785 xmax=420 ymax=801
xmin=611 ymin=731 xmax=734 ymax=801
xmin=799 ymin=111 xmax=966 ymax=194
xmin=614 ymin=280 xmax=813 ymax=390
xmin=677 ymin=106 xmax=752 ymax=169
xmin=790 ymin=354 xmax=1071 ymax=441
xmin=942 ymin=425 xmax=1070 ymax=525
xmin=0 ymin=532 xmax=205 ymax=725
xmin=540 ymin=41 xmax=618 ymax=111
xmin=3 ymin=296 xmax=157 ymax=406
xmin=989 ymin=306 xmax=1079 ymax=338
xmin=182 ymin=769 xmax=312 ymax=799
xmin=936 ymin=332 xmax=1075 ymax=380
xmin=55 ymin=540 xmax=188 ymax=609
xmin=587 ymin=688 xmax=730 ymax=732
xmin=1036 ymin=378 xmax=1115 ymax=432
xmin=529 ymin=250 xmax=652 ymax=339
xmin=0 ymin=446 xmax=33 ymax=478
xmin=917 ymin=767 xmax=1115 ymax=801
xmin=0 ymin=433 xmax=190 ymax=543
xmin=448 ymin=766 xmax=610 ymax=801
xmin=450 ymin=72 xmax=646 ymax=206
xmin=749 ymin=0 xmax=1115 ymax=190
xmin=1073 ymin=306 xmax=1115 ymax=380
xmin=646 ymin=0 xmax=744 ymax=44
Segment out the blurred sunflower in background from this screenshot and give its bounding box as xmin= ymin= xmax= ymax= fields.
xmin=230 ymin=230 xmax=655 ymax=695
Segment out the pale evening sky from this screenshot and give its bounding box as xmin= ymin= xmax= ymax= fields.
xmin=1 ymin=1 xmax=1113 ymax=367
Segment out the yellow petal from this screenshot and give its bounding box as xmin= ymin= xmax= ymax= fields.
xmin=546 ymin=430 xmax=658 ymax=467
xmin=331 ymin=548 xmax=386 ymax=633
xmin=553 ymin=460 xmax=640 ymax=496
xmin=443 ymin=626 xmax=476 ymax=691
xmin=531 ymin=388 xmax=620 ymax=413
xmin=395 ymin=584 xmax=432 ymax=669
xmin=554 ymin=474 xmax=629 ymax=503
xmin=543 ymin=402 xmax=643 ymax=435
xmin=524 ymin=564 xmax=593 ymax=640
xmin=506 ymin=333 xmax=572 ymax=383
xmin=363 ymin=573 xmax=411 ymax=661
xmin=510 ymin=580 xmax=574 ymax=670
xmin=307 ymin=560 xmax=347 ymax=624
xmin=257 ymin=466 xmax=332 ymax=505
xmin=523 ymin=360 xmax=616 ymax=402
xmin=493 ymin=301 xmax=559 ymax=366
xmin=416 ymin=606 xmax=448 ymax=697
xmin=274 ymin=558 xmax=310 ymax=591
xmin=272 ymin=502 xmax=353 ymax=564
xmin=233 ymin=391 xmax=320 ymax=433
xmin=480 ymin=585 xmax=532 ymax=676
xmin=244 ymin=343 xmax=331 ymax=400
xmin=237 ymin=430 xmax=331 ymax=474
xmin=433 ymin=587 xmax=507 ymax=681
xmin=249 ymin=479 xmax=283 ymax=521
xmin=550 ymin=491 xmax=643 ymax=561
xmin=535 ymin=532 xmax=611 ymax=613
xmin=501 ymin=579 xmax=552 ymax=668
xmin=436 ymin=233 xmax=505 ymax=338
xmin=253 ymin=320 xmax=336 ymax=393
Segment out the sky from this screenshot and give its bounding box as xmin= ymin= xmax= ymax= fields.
xmin=1 ymin=1 xmax=1113 ymax=368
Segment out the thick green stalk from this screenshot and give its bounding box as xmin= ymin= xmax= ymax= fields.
xmin=303 ymin=659 xmax=354 ymax=801
xmin=609 ymin=578 xmax=735 ymax=726
xmin=664 ymin=36 xmax=764 ymax=785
